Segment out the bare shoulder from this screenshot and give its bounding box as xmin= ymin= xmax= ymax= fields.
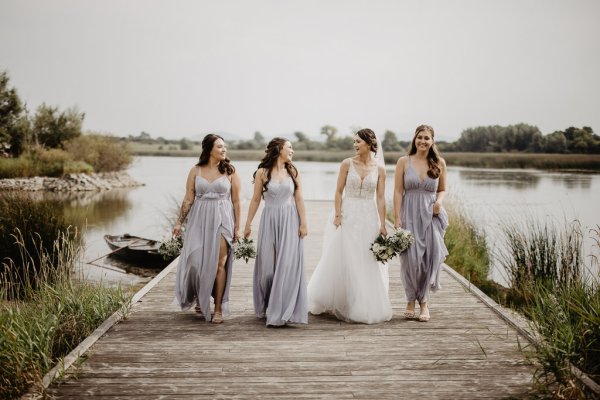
xmin=377 ymin=164 xmax=386 ymax=175
xmin=396 ymin=155 xmax=408 ymax=168
xmin=187 ymin=165 xmax=199 ymax=180
xmin=439 ymin=157 xmax=447 ymax=168
xmin=255 ymin=167 xmax=268 ymax=181
xmin=340 ymin=158 xmax=352 ymax=169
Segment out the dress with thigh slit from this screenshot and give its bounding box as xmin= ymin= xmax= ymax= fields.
xmin=253 ymin=176 xmax=308 ymax=326
xmin=174 ymin=175 xmax=235 ymax=321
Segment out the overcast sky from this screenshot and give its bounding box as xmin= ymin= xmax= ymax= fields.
xmin=1 ymin=0 xmax=599 ymax=141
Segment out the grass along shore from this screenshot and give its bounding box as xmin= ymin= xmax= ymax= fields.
xmin=128 ymin=143 xmax=600 ymax=171
xmin=443 ymin=203 xmax=600 ymax=397
xmin=0 ymin=193 xmax=132 ymax=399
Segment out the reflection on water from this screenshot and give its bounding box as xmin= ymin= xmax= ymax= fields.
xmin=458 ymin=169 xmax=541 ymax=190
xmin=550 ymin=174 xmax=592 ymax=189
xmin=459 ymin=168 xmax=595 ymax=191
xmin=22 ymin=189 xmax=133 ymax=228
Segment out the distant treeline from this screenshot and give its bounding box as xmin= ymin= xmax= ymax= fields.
xmin=440 ymin=124 xmax=600 ymax=154
xmin=126 ymin=123 xmax=599 ymax=155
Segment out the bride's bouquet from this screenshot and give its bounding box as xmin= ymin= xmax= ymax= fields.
xmin=369 ymin=229 xmax=414 ymax=263
xmin=158 ymin=235 xmax=183 ymax=261
xmin=370 ymin=234 xmax=396 ymax=263
xmin=388 ymin=229 xmax=414 ymax=256
xmin=235 ymin=237 xmax=257 ymax=263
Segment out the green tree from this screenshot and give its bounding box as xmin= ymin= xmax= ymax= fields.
xmin=294 ymin=131 xmax=308 ymax=142
xmin=544 ymin=131 xmax=567 ymax=153
xmin=32 ymin=104 xmax=84 ymax=149
xmin=179 ymin=138 xmax=192 ymax=150
xmin=320 ymin=125 xmax=337 ymax=147
xmin=0 ymin=71 xmax=30 ymax=156
xmin=253 ymin=131 xmax=266 ymax=147
xmin=381 ymin=130 xmax=402 ymax=151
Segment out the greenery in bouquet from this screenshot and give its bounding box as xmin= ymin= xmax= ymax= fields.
xmin=235 ymin=237 xmax=257 ymax=263
xmin=370 ymin=233 xmax=395 ymax=263
xmin=388 ymin=228 xmax=414 ymax=256
xmin=158 ymin=235 xmax=183 ymax=261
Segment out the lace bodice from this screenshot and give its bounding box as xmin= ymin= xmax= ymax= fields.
xmin=345 ymin=161 xmax=378 ymax=199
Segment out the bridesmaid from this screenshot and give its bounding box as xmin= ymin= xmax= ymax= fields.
xmin=244 ymin=138 xmax=308 ymax=326
xmin=393 ymin=124 xmax=448 ymax=322
xmin=173 ymin=134 xmax=241 ymax=324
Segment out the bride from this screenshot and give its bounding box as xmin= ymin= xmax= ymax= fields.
xmin=307 ymin=128 xmax=393 ymax=324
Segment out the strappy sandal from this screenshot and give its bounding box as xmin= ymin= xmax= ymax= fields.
xmin=211 ymin=312 xmax=223 ymax=324
xmin=418 ymin=305 xmax=430 ymax=322
xmin=404 ymin=302 xmax=416 ymax=319
xmin=194 ymin=306 xmax=203 ymax=316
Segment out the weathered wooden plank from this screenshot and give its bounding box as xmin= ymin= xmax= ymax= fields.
xmin=45 ymin=200 xmax=538 ymax=399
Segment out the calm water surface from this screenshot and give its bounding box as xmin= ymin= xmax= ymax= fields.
xmin=78 ymin=157 xmax=599 ymax=286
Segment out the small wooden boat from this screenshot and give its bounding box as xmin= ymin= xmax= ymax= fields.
xmin=103 ymin=234 xmax=167 ymax=265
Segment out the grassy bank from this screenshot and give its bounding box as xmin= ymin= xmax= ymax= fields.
xmin=0 ymin=194 xmax=132 ymax=398
xmin=498 ymin=220 xmax=599 ymax=394
xmin=128 ymin=143 xmax=600 ymax=171
xmin=443 ymin=204 xmax=599 ymax=396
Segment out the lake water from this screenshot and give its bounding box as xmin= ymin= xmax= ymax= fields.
xmin=76 ymin=156 xmax=599 ymax=287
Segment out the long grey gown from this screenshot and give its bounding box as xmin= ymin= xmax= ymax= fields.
xmin=174 ymin=175 xmax=235 ymax=321
xmin=400 ymin=156 xmax=449 ymax=303
xmin=253 ymin=176 xmax=308 ymax=326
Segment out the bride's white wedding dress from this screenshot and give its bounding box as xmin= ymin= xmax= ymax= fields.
xmin=307 ymin=161 xmax=393 ymax=324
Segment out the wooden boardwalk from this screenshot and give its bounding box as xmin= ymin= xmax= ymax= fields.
xmin=47 ymin=201 xmax=537 ymax=399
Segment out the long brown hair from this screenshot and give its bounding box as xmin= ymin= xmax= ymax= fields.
xmin=408 ymin=125 xmax=442 ymax=179
xmin=196 ymin=134 xmax=235 ymax=175
xmin=253 ymin=137 xmax=298 ymax=194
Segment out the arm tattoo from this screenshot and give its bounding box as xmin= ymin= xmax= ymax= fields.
xmin=177 ymin=199 xmax=193 ymax=225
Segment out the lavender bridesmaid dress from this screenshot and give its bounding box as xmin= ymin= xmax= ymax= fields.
xmin=253 ymin=176 xmax=308 ymax=326
xmin=174 ymin=175 xmax=235 ymax=320
xmin=400 ymin=156 xmax=449 ymax=303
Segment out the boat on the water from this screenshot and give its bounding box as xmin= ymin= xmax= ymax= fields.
xmin=103 ymin=234 xmax=168 ymax=265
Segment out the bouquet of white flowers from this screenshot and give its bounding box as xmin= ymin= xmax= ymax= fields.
xmin=388 ymin=228 xmax=414 ymax=256
xmin=370 ymin=234 xmax=396 ymax=263
xmin=235 ymin=237 xmax=257 ymax=263
xmin=158 ymin=235 xmax=183 ymax=261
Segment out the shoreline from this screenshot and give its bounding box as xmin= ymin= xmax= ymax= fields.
xmin=127 ymin=148 xmax=600 ymax=171
xmin=0 ymin=171 xmax=143 ymax=192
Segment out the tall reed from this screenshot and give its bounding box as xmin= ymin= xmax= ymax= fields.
xmin=499 ymin=220 xmax=599 ymax=392
xmin=0 ymin=229 xmax=131 ymax=399
xmin=0 ymin=192 xmax=82 ymax=300
xmin=499 ymin=218 xmax=583 ymax=307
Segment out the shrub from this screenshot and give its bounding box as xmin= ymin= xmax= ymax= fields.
xmin=65 ymin=133 xmax=132 ymax=172
xmin=0 ymin=156 xmax=35 ymax=178
xmin=29 ymin=147 xmax=73 ymax=177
